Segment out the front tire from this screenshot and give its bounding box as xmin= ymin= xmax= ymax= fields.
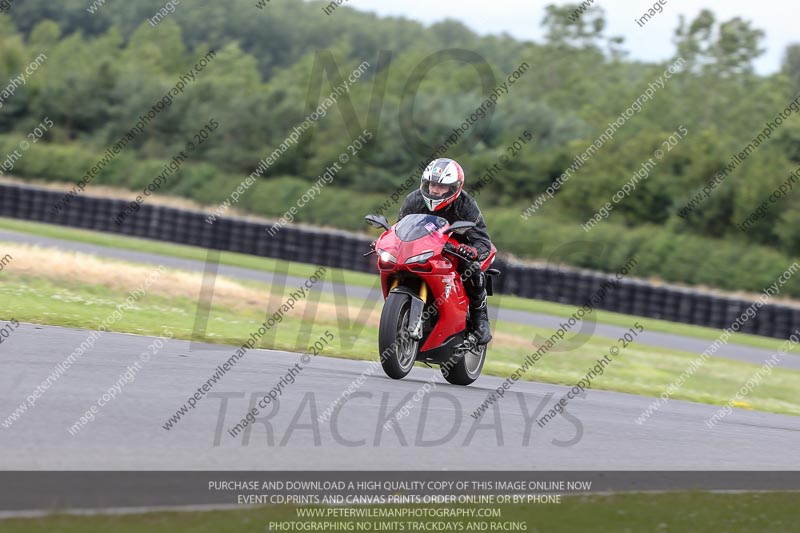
xmin=379 ymin=292 xmax=419 ymax=380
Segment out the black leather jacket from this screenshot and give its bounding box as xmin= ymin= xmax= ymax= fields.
xmin=397 ymin=190 xmax=493 ymax=260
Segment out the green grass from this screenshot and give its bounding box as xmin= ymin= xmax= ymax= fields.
xmin=0 ymin=273 xmax=356 ymax=357
xmin=2 ymin=493 xmax=798 ymax=532
xmin=2 ymin=261 xmax=799 ymax=416
xmin=0 ymin=217 xmax=789 ymax=353
xmin=493 ymin=319 xmax=800 ymax=416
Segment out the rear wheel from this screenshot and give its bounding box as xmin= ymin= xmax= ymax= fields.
xmin=441 ymin=337 xmax=486 ymax=386
xmin=379 ymin=292 xmax=419 ymax=380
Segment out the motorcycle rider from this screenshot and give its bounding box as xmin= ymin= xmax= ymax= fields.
xmin=398 ymin=158 xmax=493 ymax=345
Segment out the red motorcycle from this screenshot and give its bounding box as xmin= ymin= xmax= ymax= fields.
xmin=364 ymin=213 xmax=499 ymax=385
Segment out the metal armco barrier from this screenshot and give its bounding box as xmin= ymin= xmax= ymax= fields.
xmin=2 ymin=183 xmax=797 ymax=340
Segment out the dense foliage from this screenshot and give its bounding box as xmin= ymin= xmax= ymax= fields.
xmin=1 ymin=1 xmax=799 ymax=295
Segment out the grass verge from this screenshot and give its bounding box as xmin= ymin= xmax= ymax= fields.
xmin=1 ymin=493 xmax=797 ymax=532
xmin=0 ymin=217 xmax=789 ymax=353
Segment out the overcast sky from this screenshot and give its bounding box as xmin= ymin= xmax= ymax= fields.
xmin=348 ymin=0 xmax=796 ymax=75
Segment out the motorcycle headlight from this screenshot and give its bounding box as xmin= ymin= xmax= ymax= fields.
xmin=405 ymin=251 xmax=434 ymax=264
xmin=378 ymin=248 xmax=397 ymax=263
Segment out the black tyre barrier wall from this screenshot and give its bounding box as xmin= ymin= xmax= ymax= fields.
xmin=2 ymin=183 xmax=798 ymax=340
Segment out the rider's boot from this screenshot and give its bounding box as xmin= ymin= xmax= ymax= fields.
xmin=470 ymin=296 xmax=492 ymax=345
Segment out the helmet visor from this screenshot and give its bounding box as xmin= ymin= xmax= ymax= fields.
xmin=421 ymin=179 xmax=459 ymax=200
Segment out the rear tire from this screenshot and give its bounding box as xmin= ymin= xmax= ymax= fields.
xmin=379 ymin=292 xmax=419 ymax=380
xmin=441 ymin=339 xmax=486 ymax=386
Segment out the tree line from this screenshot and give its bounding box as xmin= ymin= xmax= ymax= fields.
xmin=1 ymin=1 xmax=799 ymax=295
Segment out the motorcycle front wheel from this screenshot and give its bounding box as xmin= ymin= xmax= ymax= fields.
xmin=379 ymin=292 xmax=419 ymax=380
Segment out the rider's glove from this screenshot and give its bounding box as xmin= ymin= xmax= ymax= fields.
xmin=457 ymin=244 xmax=479 ymax=260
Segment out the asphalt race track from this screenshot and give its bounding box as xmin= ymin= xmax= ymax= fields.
xmin=2 ymin=322 xmax=799 ymax=473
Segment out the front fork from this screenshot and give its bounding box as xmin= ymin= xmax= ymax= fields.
xmin=389 ymin=278 xmax=427 ymax=341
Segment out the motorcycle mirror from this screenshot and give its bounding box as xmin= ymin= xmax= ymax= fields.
xmin=364 ymin=214 xmax=391 ymax=231
xmin=444 ymin=221 xmax=476 ymax=235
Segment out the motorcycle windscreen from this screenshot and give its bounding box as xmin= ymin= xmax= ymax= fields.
xmin=394 ymin=214 xmax=448 ymax=242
